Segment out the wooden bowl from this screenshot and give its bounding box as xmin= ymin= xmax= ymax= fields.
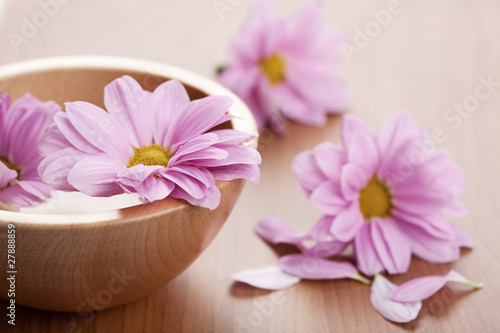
xmin=0 ymin=56 xmax=258 ymax=312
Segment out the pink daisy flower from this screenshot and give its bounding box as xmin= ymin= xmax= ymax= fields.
xmin=0 ymin=93 xmax=60 ymax=207
xmin=218 ymin=0 xmax=348 ymax=132
xmin=293 ymin=111 xmax=473 ymax=276
xmin=38 ymin=75 xmax=261 ymax=209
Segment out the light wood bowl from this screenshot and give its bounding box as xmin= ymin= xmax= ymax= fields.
xmin=0 ymin=56 xmax=258 ymax=312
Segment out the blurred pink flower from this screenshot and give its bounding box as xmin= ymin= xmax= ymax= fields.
xmin=293 ymin=111 xmax=472 ymax=276
xmin=38 ymin=76 xmax=261 ymax=209
xmin=0 ymin=93 xmax=59 ymax=207
xmin=218 ymin=0 xmax=347 ymax=132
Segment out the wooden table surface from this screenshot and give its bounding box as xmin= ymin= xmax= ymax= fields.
xmin=1 ymin=0 xmax=499 ymax=332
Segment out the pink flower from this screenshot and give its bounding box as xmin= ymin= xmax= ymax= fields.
xmin=218 ymin=0 xmax=347 ymax=132
xmin=371 ymin=271 xmax=482 ymax=323
xmin=293 ymin=111 xmax=472 ymax=276
xmin=38 ymin=76 xmax=261 ymax=209
xmin=0 ymin=93 xmax=60 ymax=207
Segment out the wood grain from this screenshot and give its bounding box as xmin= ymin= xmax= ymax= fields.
xmin=0 ymin=0 xmax=499 ymax=332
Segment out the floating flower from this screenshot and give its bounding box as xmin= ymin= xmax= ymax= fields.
xmin=372 ymin=271 xmax=482 ymax=323
xmin=218 ymin=0 xmax=347 ymax=132
xmin=38 ymin=76 xmax=261 ymax=209
xmin=0 ymin=93 xmax=60 ymax=207
xmin=293 ymin=111 xmax=472 ymax=276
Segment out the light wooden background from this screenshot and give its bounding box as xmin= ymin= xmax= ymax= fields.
xmin=0 ymin=0 xmax=499 ymax=332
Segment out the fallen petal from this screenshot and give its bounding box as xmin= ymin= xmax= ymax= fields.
xmin=231 ymin=266 xmax=300 ymax=290
xmin=370 ymin=274 xmax=422 ymax=323
xmin=390 ymin=270 xmax=483 ymax=303
xmin=255 ymin=216 xmax=310 ymax=248
xmin=278 ymin=254 xmax=370 ymax=284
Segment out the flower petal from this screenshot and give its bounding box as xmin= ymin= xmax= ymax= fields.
xmin=340 ymin=114 xmax=374 ymax=147
xmin=255 ymin=216 xmax=310 ymax=248
xmin=231 ymin=266 xmax=300 ymax=290
xmin=103 ymin=75 xmax=153 ymax=147
xmin=68 ymin=155 xmax=126 ymax=197
xmin=370 ymin=274 xmax=422 ymax=323
xmin=329 ymin=202 xmax=365 ymax=242
xmin=313 ymin=141 xmax=345 ymax=182
xmin=171 ymin=95 xmax=234 ymax=146
xmin=340 ymin=163 xmax=371 ymax=201
xmin=371 ymin=218 xmax=412 ymax=275
xmin=310 ymin=180 xmax=347 ymax=215
xmin=303 ymin=240 xmax=348 ymax=258
xmin=293 ymin=150 xmax=329 ymax=197
xmin=65 ymin=102 xmax=131 ymax=161
xmin=0 ymin=162 xmax=18 ymax=189
xmin=278 ymin=254 xmax=367 ymax=283
xmin=390 ymin=270 xmax=483 ymax=303
xmin=354 ymin=223 xmax=384 ymax=276
xmin=209 ymin=164 xmax=260 ymax=183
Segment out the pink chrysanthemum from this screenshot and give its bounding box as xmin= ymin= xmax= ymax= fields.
xmin=0 ymin=93 xmax=59 ymax=207
xmin=293 ymin=111 xmax=472 ymax=276
xmin=218 ymin=0 xmax=347 ymax=132
xmin=38 ymin=75 xmax=261 ymax=209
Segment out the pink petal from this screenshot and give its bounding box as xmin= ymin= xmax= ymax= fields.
xmin=450 ymin=224 xmax=474 ymax=248
xmin=171 ymin=95 xmax=234 ymax=146
xmin=308 ymin=215 xmax=335 ymax=241
xmin=0 ymin=185 xmax=41 ymax=207
xmin=371 ymin=218 xmax=412 ymax=275
xmin=391 ymin=208 xmax=455 ymax=240
xmin=231 ymin=266 xmax=300 ymax=290
xmin=170 ymin=184 xmax=221 ymax=210
xmin=303 ymin=240 xmax=348 ymax=258
xmin=310 ymin=180 xmax=347 ymax=215
xmin=313 ymin=142 xmax=345 ymax=182
xmin=340 ymin=114 xmax=374 ymax=147
xmin=272 ymin=84 xmax=327 ymax=127
xmin=103 ymin=75 xmax=153 ymax=147
xmin=38 ymin=147 xmax=88 ymax=191
xmin=118 ymin=164 xmax=165 ymax=190
xmin=210 ymin=129 xmax=254 ymax=145
xmin=38 ymin=123 xmax=72 ymax=157
xmin=0 ymin=161 xmax=18 ymax=189
xmin=65 ymin=102 xmax=132 ymax=161
xmin=377 ymin=111 xmax=422 ymax=157
xmin=399 ymin=222 xmax=460 ymax=263
xmin=255 ymin=216 xmax=310 ymax=248
xmin=346 ymin=132 xmax=379 ymax=174
xmin=330 ymin=202 xmax=365 ymax=242
xmin=130 ymin=176 xmax=175 ymax=204
xmin=354 ymin=223 xmax=384 ymax=276
xmin=68 ymin=156 xmax=126 ymax=197
xmin=370 ymin=274 xmax=422 ymax=323
xmin=16 ymin=180 xmax=53 ymax=201
xmin=278 ymin=254 xmax=367 ymax=283
xmin=209 ymin=164 xmax=260 ymax=183
xmin=390 ymin=270 xmax=483 ymax=303
xmin=163 ymin=170 xmax=210 ymax=200
xmin=292 ymin=150 xmax=329 ymax=197
xmin=340 ymin=163 xmax=371 ymax=201
xmin=150 ymin=80 xmax=190 ymax=147
xmin=52 ymin=112 xmax=103 ymax=155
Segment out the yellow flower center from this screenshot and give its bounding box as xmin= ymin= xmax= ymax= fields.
xmin=359 ymin=176 xmax=392 ymax=219
xmin=127 ymin=144 xmax=172 ymax=168
xmin=258 ymin=53 xmax=286 ymax=85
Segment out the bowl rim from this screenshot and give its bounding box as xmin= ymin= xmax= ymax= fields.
xmin=0 ymin=55 xmax=258 ymax=225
